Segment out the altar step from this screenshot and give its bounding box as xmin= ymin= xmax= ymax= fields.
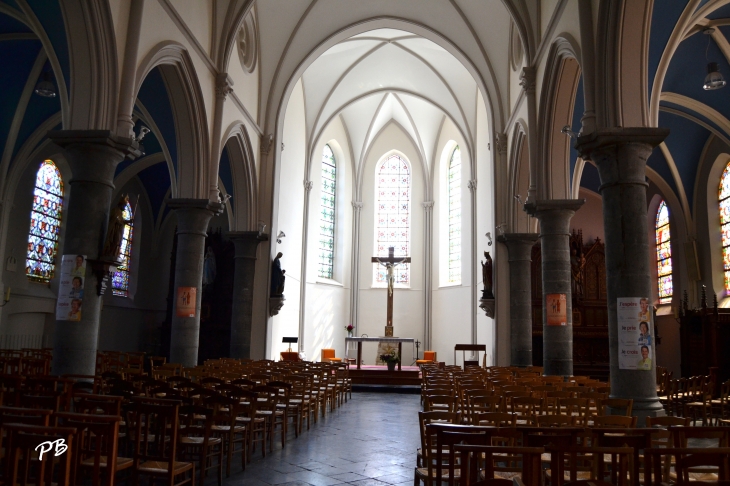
xmin=349 ymin=367 xmax=421 ymax=387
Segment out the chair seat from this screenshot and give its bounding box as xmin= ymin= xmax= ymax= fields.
xmin=211 ymin=425 xmax=246 ymax=433
xmin=415 ymin=467 xmax=460 ymax=479
xmin=138 ymin=460 xmax=193 ymax=475
xmin=80 ymin=456 xmax=133 ymax=470
xmin=179 ymin=437 xmax=222 ymax=446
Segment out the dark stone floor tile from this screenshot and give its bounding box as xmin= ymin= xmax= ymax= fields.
xmin=373 ymin=473 xmax=411 ymax=485
xmin=329 ymin=472 xmax=368 ymax=482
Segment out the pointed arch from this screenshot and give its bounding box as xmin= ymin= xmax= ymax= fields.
xmin=222 ymin=122 xmax=258 ymax=231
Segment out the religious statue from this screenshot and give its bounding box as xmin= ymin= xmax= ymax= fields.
xmin=374 ymin=258 xmax=403 ymax=297
xmin=102 ymin=195 xmax=133 ymax=261
xmin=202 ymin=246 xmax=217 ymax=287
xmin=271 ymin=252 xmax=286 ymax=297
xmin=481 ymin=251 xmax=494 ymax=299
xmin=570 ymin=245 xmax=586 ymax=297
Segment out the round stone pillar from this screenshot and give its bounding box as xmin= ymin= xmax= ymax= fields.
xmin=228 ymin=231 xmax=268 ymax=359
xmin=168 ymin=199 xmax=222 ymax=367
xmin=525 ymin=199 xmax=584 ymax=376
xmin=498 ymin=233 xmax=540 ymax=367
xmin=48 ymin=130 xmax=139 ymax=376
xmin=577 ymin=127 xmax=669 ymax=423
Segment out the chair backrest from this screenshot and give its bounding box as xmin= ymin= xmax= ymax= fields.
xmin=475 ymin=412 xmax=517 ymax=427
xmin=456 ymin=444 xmax=544 ymax=486
xmin=599 ymin=398 xmax=633 ymax=416
xmin=646 ymin=447 xmax=730 ymax=486
xmin=591 ymin=415 xmax=637 ymax=428
xmin=592 ymin=428 xmax=653 ymax=486
xmin=74 ymin=393 xmax=123 ymax=416
xmin=669 ymin=425 xmax=730 ymax=447
xmin=536 ymin=414 xmax=576 ymax=427
xmin=320 ymin=349 xmax=336 ymax=361
xmin=423 ymin=351 xmax=437 ymax=361
xmin=126 ymin=399 xmax=181 ymax=472
xmin=427 ymin=423 xmax=493 ymax=485
xmin=6 ymin=423 xmax=76 ymax=486
xmin=55 ymin=412 xmax=121 ymax=486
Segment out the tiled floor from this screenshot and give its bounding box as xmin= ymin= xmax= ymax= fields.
xmin=224 ymin=392 xmax=420 ymax=486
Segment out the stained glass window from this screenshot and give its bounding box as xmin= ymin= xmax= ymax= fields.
xmin=448 ymin=146 xmax=462 ymax=283
xmin=26 ymin=160 xmax=63 ymax=282
xmin=111 ymin=203 xmax=134 ymax=296
xmin=720 ymin=162 xmax=730 ymax=291
xmin=374 ymin=154 xmax=410 ymax=284
xmin=318 ymin=145 xmax=336 ymax=279
xmin=655 ymin=200 xmax=673 ymax=304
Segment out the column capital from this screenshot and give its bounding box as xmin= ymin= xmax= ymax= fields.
xmin=352 ymin=201 xmax=363 ymax=210
xmin=422 ymin=200 xmax=434 ymax=210
xmin=168 ymin=198 xmax=224 ymax=236
xmin=494 ymin=132 xmax=508 ymax=155
xmin=303 ymin=180 xmax=313 ymax=191
xmin=519 ymin=66 xmax=536 ymax=93
xmin=468 ymin=180 xmax=477 ymax=191
xmin=49 ymin=130 xmax=140 ymax=158
xmin=524 ymin=198 xmax=585 ymax=216
xmin=228 ymin=231 xmax=268 ymax=259
xmin=575 ymin=127 xmax=669 ymax=159
xmin=215 ymin=73 xmax=234 ymax=99
xmin=498 ymin=233 xmax=539 ymax=261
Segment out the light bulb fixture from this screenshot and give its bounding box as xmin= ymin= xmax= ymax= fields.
xmin=34 ymin=71 xmax=56 ymax=98
xmin=703 ymin=28 xmax=726 ymax=90
xmin=485 ymin=232 xmax=493 ymax=246
xmin=277 ymin=230 xmax=285 ymax=244
xmin=561 ymin=125 xmax=579 ymax=138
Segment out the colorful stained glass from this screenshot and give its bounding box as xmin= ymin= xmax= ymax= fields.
xmin=722 ymin=162 xmax=730 ymax=291
xmin=318 ymin=145 xmax=336 ymax=279
xmin=655 ymin=200 xmax=672 ymax=304
xmin=448 ymin=146 xmax=461 ymax=283
xmin=374 ymin=154 xmax=410 ymax=284
xmin=112 ymin=203 xmax=134 ymax=296
xmin=26 ymin=160 xmax=63 ymax=282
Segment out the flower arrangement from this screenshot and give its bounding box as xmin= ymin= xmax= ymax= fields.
xmin=379 ymin=351 xmax=400 ymax=363
xmin=344 ymin=324 xmax=354 ymax=333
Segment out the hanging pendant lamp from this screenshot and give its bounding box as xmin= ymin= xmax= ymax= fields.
xmin=703 ymin=28 xmax=726 ymax=90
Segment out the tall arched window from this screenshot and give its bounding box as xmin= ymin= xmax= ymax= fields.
xmin=111 ymin=203 xmax=134 ymax=296
xmin=720 ymin=162 xmax=730 ymax=291
xmin=448 ymin=146 xmax=462 ymax=283
xmin=374 ymin=154 xmax=411 ymax=284
xmin=655 ymin=200 xmax=673 ymax=304
xmin=26 ymin=159 xmax=63 ymax=282
xmin=318 ymin=144 xmax=336 ymax=279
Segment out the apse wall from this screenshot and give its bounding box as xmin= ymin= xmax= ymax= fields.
xmin=268 ymin=80 xmax=306 ymax=359
xmin=302 ymin=118 xmax=353 ymax=362
xmin=358 ymin=123 xmax=424 ymax=365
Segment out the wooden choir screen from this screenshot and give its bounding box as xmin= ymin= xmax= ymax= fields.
xmin=531 ymin=230 xmax=610 ymax=379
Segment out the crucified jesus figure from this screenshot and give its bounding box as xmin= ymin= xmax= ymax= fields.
xmin=374 ymin=259 xmax=404 ymax=297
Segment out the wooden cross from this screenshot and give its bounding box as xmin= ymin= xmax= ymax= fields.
xmin=371 ymin=246 xmax=411 ymax=336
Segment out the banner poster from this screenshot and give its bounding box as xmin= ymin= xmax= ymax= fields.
xmin=176 ymin=287 xmax=197 ymax=317
xmin=617 ymin=297 xmax=653 ymax=370
xmin=55 ymin=254 xmax=87 ymax=321
xmin=546 ymin=293 xmax=567 ymax=326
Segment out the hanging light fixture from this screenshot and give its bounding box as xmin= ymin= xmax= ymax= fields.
xmin=34 ymin=71 xmax=56 ymax=97
xmin=703 ymin=28 xmax=726 ymax=90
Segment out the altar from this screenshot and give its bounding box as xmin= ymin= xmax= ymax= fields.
xmin=345 ymin=336 xmax=416 ymax=371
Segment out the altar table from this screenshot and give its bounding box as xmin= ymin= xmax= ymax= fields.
xmin=345 ymin=336 xmax=415 ymax=370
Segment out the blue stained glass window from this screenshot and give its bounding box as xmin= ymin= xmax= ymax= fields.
xmin=112 ymin=203 xmax=134 ymax=296
xmin=318 ymin=145 xmax=336 ymax=279
xmin=374 ymin=154 xmax=410 ymax=284
xmin=655 ymin=200 xmax=672 ymax=304
xmin=26 ymin=160 xmax=63 ymax=282
xmin=448 ymin=146 xmax=461 ymax=283
xmin=720 ymin=162 xmax=730 ymax=291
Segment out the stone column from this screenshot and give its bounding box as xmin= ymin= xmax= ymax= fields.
xmin=520 ymin=67 xmax=539 ymax=203
xmin=576 ymin=127 xmax=669 ymax=422
xmin=229 ymin=231 xmax=268 ymax=359
xmin=525 ymin=199 xmax=584 ymax=376
xmin=168 ymin=199 xmax=222 ymax=367
xmin=498 ymin=233 xmax=540 ymax=367
xmin=422 ymin=201 xmax=433 ymax=350
xmin=49 ymin=130 xmax=139 ymax=376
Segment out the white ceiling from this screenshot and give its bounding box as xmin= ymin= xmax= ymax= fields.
xmin=299 ymin=28 xmax=481 ymax=171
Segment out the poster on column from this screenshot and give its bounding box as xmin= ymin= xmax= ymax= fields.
xmin=176 ymin=287 xmax=197 ymax=317
xmin=617 ymin=297 xmax=653 ymax=370
xmin=55 ymin=254 xmax=86 ymax=321
xmin=546 ymin=294 xmax=567 ymax=326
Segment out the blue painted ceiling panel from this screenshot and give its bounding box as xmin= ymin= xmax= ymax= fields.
xmin=647 ymin=145 xmax=679 ymax=198
xmin=659 ymin=102 xmax=724 ymax=139
xmin=649 ymin=0 xmax=688 ymax=98
xmin=569 ymin=76 xmax=584 ymax=187
xmin=136 ymin=68 xmax=178 ymax=176
xmin=706 ymin=3 xmax=730 ymax=19
xmin=0 ymin=10 xmax=31 ymax=32
xmin=137 ymin=161 xmax=171 ymax=218
xmin=663 ymin=31 xmax=730 ymax=122
xmin=219 ymin=145 xmax=234 ymax=200
xmin=0 ymin=40 xmax=42 ymax=157
xmin=12 ymin=67 xmax=61 ymax=161
xmin=26 ymin=0 xmax=70 ymax=90
xmin=579 ymin=161 xmax=601 ymax=194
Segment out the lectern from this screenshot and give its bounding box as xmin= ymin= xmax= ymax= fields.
xmin=454 ymin=344 xmax=487 ymax=368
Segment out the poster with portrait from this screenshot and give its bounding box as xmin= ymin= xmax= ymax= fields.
xmin=617 ymin=297 xmax=653 ymax=370
xmin=176 ymin=287 xmax=197 ymax=317
xmin=546 ymin=293 xmax=567 ymax=326
xmin=55 ymin=254 xmax=86 ymax=321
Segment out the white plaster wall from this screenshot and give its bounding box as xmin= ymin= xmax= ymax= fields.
xmin=269 ymin=80 xmax=306 ymax=358
xmin=357 ymin=123 xmax=423 ymax=365
xmin=301 ymin=118 xmax=353 ymax=361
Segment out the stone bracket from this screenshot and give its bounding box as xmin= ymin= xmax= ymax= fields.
xmin=479 ymin=298 xmax=495 ymax=318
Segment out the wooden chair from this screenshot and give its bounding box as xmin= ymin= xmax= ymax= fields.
xmin=477 ymin=412 xmax=518 ymax=427
xmin=178 ymin=405 xmax=223 ymax=486
xmin=126 ymin=399 xmax=194 ymax=486
xmin=416 ymin=351 xmax=437 ymax=366
xmin=204 ymin=391 xmax=250 ymax=471
xmin=0 ymin=406 xmax=54 ymax=483
xmin=591 ymin=428 xmax=654 ymax=486
xmin=645 ymin=447 xmax=730 ymax=485
xmin=320 ymin=348 xmax=342 ymax=363
xmin=511 ymin=397 xmax=545 ymax=425
xmin=417 ymin=410 xmax=460 ymax=467
xmin=457 ymin=444 xmax=544 ymax=486
xmin=536 ymin=414 xmax=576 ymax=427
xmin=590 ymin=415 xmax=637 ymax=428
xmin=546 ymin=444 xmax=633 ymax=486
xmin=5 ymin=424 xmax=76 ymax=486
xmin=74 ymin=393 xmax=124 ymax=416
xmin=55 ymin=412 xmax=130 ymax=486
xmin=415 ymin=423 xmax=491 ymax=485
xmin=424 ymin=394 xmax=457 ymax=412
xmin=598 ymin=397 xmax=633 ymax=416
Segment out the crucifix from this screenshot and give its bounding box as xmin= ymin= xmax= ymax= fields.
xmin=371 ymin=246 xmax=411 ymax=337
